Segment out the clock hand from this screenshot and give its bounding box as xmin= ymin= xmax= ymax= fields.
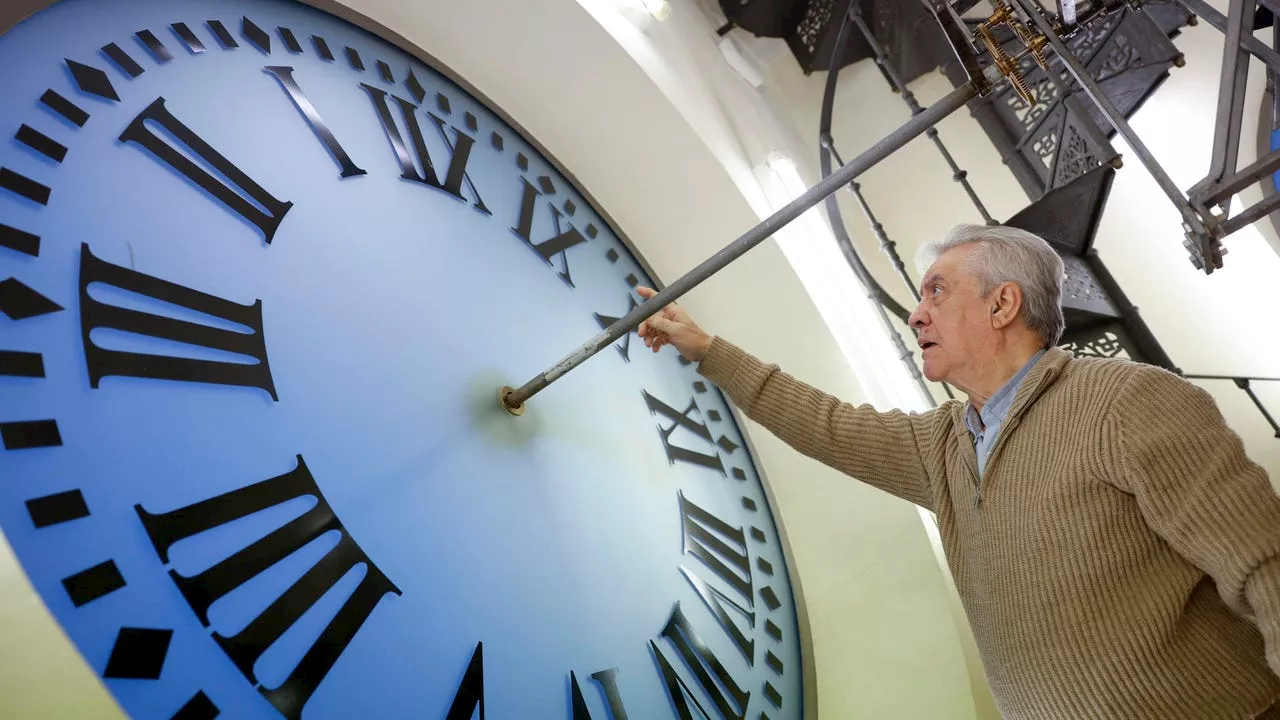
xmin=501 ymin=72 xmax=994 ymax=414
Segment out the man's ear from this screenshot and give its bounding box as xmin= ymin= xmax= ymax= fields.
xmin=990 ymin=282 xmax=1023 ymax=329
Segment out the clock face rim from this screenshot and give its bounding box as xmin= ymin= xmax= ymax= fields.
xmin=0 ymin=0 xmax=820 ymax=716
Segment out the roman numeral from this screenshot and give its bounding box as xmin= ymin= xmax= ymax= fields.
xmin=678 ymin=492 xmax=754 ymax=663
xmin=570 ymin=667 xmax=628 ymax=720
xmin=78 ymin=244 xmax=277 ymax=400
xmin=265 ymin=66 xmax=366 ymax=179
xmin=594 ymin=295 xmax=638 ymax=362
xmin=446 ymin=642 xmax=486 ymax=720
xmin=120 ymin=98 xmax=293 ymax=244
xmin=650 ymin=603 xmax=750 ymax=720
xmin=361 ymin=83 xmax=489 ymax=213
xmin=511 ymin=177 xmax=589 ymax=287
xmin=134 ymin=455 xmax=400 ymax=720
xmin=642 ymin=391 xmax=725 ymax=475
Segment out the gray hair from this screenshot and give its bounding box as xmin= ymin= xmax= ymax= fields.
xmin=916 ymin=224 xmax=1065 ymax=347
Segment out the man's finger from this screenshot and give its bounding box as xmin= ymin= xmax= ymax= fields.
xmin=647 ymin=315 xmax=675 ymax=334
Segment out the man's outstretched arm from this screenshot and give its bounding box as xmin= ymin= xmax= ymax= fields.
xmin=636 ymin=288 xmax=938 ymax=510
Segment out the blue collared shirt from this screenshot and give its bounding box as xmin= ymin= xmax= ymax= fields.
xmin=964 ymin=349 xmax=1045 ymax=478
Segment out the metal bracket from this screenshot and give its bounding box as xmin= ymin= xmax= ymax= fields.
xmin=930 ymin=0 xmax=994 ymax=95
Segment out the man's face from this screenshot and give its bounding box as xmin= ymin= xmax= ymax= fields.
xmin=908 ymin=245 xmax=994 ymax=385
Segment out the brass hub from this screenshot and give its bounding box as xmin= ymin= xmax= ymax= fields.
xmin=500 ymin=386 xmax=525 ymax=416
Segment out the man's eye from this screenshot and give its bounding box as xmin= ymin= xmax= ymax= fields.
xmin=931 ymin=285 xmax=942 ymax=296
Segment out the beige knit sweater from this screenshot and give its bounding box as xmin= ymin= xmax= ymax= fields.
xmin=699 ymin=338 xmax=1280 ymax=719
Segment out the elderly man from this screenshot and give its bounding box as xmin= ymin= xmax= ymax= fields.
xmin=636 ymin=224 xmax=1280 ymax=719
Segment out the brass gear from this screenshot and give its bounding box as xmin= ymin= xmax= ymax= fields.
xmin=1013 ymin=20 xmax=1051 ymax=71
xmin=977 ymin=23 xmax=1034 ymax=107
xmin=975 ymin=0 xmax=1052 ymax=108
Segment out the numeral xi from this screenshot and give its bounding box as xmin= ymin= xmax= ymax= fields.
xmin=120 ymin=97 xmax=292 ymax=244
xmin=511 ymin=177 xmax=588 ymax=287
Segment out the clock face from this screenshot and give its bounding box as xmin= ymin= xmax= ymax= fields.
xmin=0 ymin=0 xmax=805 ymax=718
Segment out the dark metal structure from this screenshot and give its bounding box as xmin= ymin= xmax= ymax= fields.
xmin=939 ymin=4 xmax=1190 ymax=200
xmin=786 ymin=0 xmax=948 ymax=80
xmin=721 ymin=0 xmax=1280 ymax=275
xmin=752 ymin=0 xmax=1278 ymax=434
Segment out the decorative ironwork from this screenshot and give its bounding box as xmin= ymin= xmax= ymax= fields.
xmin=1031 ymin=122 xmax=1060 ymax=167
xmin=1060 ymin=328 xmax=1129 ymax=359
xmin=1004 ymin=164 xmax=1173 ymax=369
xmin=1002 ymin=57 xmax=1062 ymax=131
xmin=781 ymin=0 xmax=947 ymax=77
xmin=938 ymin=6 xmax=1189 ymax=199
xmin=1061 ymin=255 xmax=1113 ymax=311
xmin=1068 ymin=11 xmax=1122 ymax=61
xmin=794 ymin=0 xmax=835 ymax=54
xmin=1054 ymin=123 xmax=1098 ymax=187
xmin=1098 ymin=34 xmax=1140 ymax=82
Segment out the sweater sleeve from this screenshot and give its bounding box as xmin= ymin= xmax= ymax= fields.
xmin=1109 ymin=366 xmax=1280 ymax=678
xmin=697 ymin=336 xmax=937 ymax=510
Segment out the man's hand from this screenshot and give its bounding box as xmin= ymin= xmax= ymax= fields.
xmin=635 ymin=286 xmax=713 ymax=362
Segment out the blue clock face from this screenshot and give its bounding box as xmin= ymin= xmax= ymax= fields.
xmin=0 ymin=0 xmax=804 ymax=717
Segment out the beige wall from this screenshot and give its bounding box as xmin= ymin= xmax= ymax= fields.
xmin=0 ymin=0 xmax=985 ymax=718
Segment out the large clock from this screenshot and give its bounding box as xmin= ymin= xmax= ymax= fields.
xmin=0 ymin=0 xmax=807 ymax=717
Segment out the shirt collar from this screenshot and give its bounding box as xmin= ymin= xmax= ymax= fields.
xmin=964 ymin=349 xmax=1047 ymax=435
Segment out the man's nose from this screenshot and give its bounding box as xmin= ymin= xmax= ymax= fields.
xmin=908 ymin=303 xmax=927 ymax=329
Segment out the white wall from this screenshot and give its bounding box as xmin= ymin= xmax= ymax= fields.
xmin=0 ymin=0 xmax=986 ymax=718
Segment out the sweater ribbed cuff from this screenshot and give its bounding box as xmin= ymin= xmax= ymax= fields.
xmin=697 ymin=336 xmax=773 ymax=408
xmin=697 ymin=336 xmax=744 ymax=384
xmin=1247 ymin=555 xmax=1280 ymax=678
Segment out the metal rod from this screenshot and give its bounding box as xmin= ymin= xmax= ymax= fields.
xmin=1198 ymin=148 xmax=1280 ymax=206
xmin=828 ymin=134 xmax=957 ymax=402
xmin=849 ymin=5 xmax=996 ymax=224
xmin=1241 ymin=383 xmax=1280 ymax=438
xmin=1220 ymin=190 xmax=1280 ymax=234
xmin=823 ymin=131 xmax=943 ymax=404
xmin=501 ymin=77 xmax=985 ymax=411
xmin=1272 ymin=20 xmax=1280 ymax=128
xmin=1174 ymin=0 xmax=1280 ymax=74
xmin=1184 ymin=373 xmax=1280 ymax=382
xmin=1204 ymin=0 xmax=1254 ymax=185
xmin=815 ymin=5 xmax=913 ymax=325
xmin=819 ymin=3 xmax=947 ymax=408
xmin=1198 ymin=377 xmax=1280 ymax=438
xmin=1011 ymin=0 xmax=1209 ymax=238
xmin=826 ymin=141 xmax=922 ymax=302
